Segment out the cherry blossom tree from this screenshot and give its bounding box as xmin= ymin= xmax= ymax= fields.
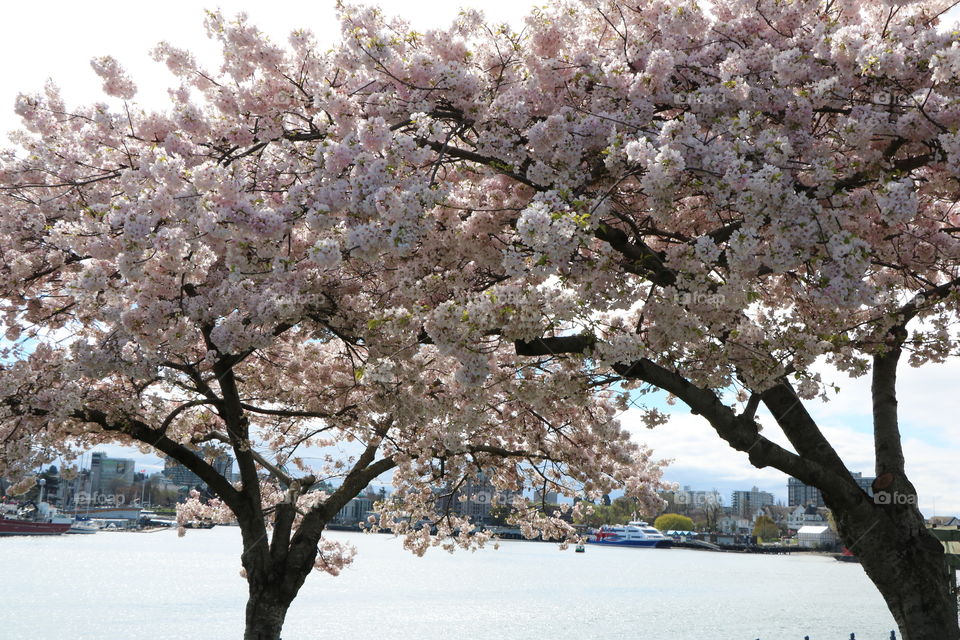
xmin=3 ymin=0 xmax=960 ymax=638
xmin=254 ymin=0 xmax=956 ymax=637
xmin=0 ymin=8 xmax=665 ymax=640
xmin=352 ymin=0 xmax=959 ymax=637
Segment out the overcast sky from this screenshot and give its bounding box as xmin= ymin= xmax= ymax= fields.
xmin=3 ymin=1 xmax=959 ymax=516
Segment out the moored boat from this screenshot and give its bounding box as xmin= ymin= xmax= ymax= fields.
xmin=834 ymin=546 xmax=859 ymax=563
xmin=0 ymin=517 xmax=71 ymax=536
xmin=587 ymin=521 xmax=672 ymax=548
xmin=0 ymin=505 xmax=72 ymax=536
xmin=0 ymin=500 xmax=77 ymax=536
xmin=63 ymin=506 xmax=141 ymax=520
xmin=66 ymin=520 xmax=99 ymax=534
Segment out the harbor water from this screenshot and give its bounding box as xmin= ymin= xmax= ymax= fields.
xmin=0 ymin=527 xmax=898 ymax=639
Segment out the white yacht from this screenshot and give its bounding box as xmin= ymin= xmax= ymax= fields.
xmin=587 ymin=520 xmax=672 ymax=548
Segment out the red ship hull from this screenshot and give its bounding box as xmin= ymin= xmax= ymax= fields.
xmin=0 ymin=518 xmax=71 ymax=536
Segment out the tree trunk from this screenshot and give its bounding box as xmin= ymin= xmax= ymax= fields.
xmin=239 ymin=520 xmax=320 ymax=640
xmin=244 ymin=581 xmax=293 ymax=640
xmin=837 ymin=502 xmax=959 ymax=640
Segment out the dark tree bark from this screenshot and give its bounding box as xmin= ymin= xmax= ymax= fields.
xmin=244 ymin=583 xmax=292 ymax=640
xmin=837 ymin=499 xmax=957 ymax=640
xmin=229 ymin=424 xmax=401 ymax=639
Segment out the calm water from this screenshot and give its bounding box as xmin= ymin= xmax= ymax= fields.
xmin=1 ymin=527 xmax=897 ymax=639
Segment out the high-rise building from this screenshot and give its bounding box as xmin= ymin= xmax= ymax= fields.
xmin=533 ymin=489 xmax=559 ymax=505
xmin=674 ymin=486 xmax=723 ymax=509
xmin=335 ymin=496 xmax=374 ymax=525
xmin=212 ymin=455 xmax=234 ymax=483
xmin=788 ymin=477 xmax=824 ymax=507
xmin=90 ymin=452 xmax=135 ymax=495
xmin=788 ymin=472 xmax=874 ymax=507
xmin=435 ymin=472 xmax=523 ymax=526
xmin=731 ymin=486 xmax=774 ymax=517
xmin=163 ymin=454 xmax=234 ymax=489
xmin=162 ymin=458 xmax=200 ymax=488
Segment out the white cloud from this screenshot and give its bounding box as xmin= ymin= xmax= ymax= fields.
xmin=811 ymin=358 xmax=960 ymax=444
xmin=622 ymin=410 xmax=790 ymax=511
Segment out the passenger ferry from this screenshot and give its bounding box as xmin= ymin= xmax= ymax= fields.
xmin=587 ymin=521 xmax=672 ymax=548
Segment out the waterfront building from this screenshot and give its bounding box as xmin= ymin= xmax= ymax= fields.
xmin=66 ymin=506 xmax=143 ymax=523
xmin=163 ymin=454 xmax=234 ymax=489
xmin=788 ymin=472 xmax=874 ymax=507
xmin=90 ymin=452 xmax=135 ymax=495
xmin=533 ymin=489 xmax=559 ymax=505
xmin=162 ymin=458 xmax=201 ymax=488
xmin=658 ymin=486 xmax=723 ymax=516
xmin=212 ymin=455 xmax=234 ymax=483
xmin=213 ymin=454 xmax=233 ymax=482
xmin=57 ymin=469 xmax=92 ymax=506
xmin=797 ymin=524 xmax=837 ymax=548
xmin=787 ymin=477 xmax=824 ymax=507
xmin=787 ymin=504 xmax=831 ymax=532
xmin=675 ymin=486 xmax=722 ymax=508
xmin=731 ymin=486 xmax=774 ymax=518
xmin=149 ymin=473 xmax=180 ymax=493
xmin=718 ymin=515 xmax=752 ymax=534
xmin=434 ymin=472 xmax=523 ymax=526
xmin=752 ymin=505 xmax=792 ymax=531
xmin=335 ymin=496 xmax=374 ymax=525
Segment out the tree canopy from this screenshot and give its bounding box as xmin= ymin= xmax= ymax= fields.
xmin=576 ymin=495 xmax=643 ymax=527
xmin=3 ymin=0 xmax=960 ymax=637
xmin=752 ymin=515 xmax=780 ymax=540
xmin=654 ymin=513 xmax=694 ymax=532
